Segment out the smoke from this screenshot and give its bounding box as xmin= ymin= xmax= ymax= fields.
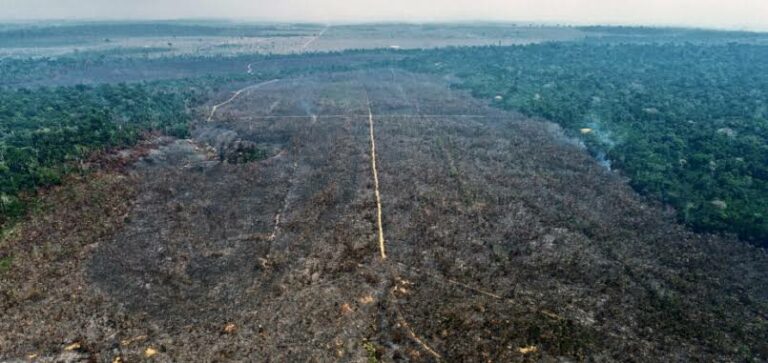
xmin=584 ymin=114 xmax=618 ymax=170
xmin=585 ymin=114 xmax=616 ymax=147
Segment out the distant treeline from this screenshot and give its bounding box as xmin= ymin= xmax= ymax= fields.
xmin=0 ymin=22 xmax=323 ymax=47
xmin=578 ymin=26 xmax=768 ymax=39
xmin=0 ymin=55 xmax=257 ymax=86
xmin=400 ymin=42 xmax=768 ymax=245
xmin=0 ymin=51 xmax=398 ymax=87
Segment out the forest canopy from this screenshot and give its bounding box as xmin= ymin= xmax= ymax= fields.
xmin=0 ymin=82 xmax=197 ymax=223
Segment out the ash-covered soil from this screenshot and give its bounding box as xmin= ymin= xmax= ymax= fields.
xmin=2 ymin=71 xmax=767 ymax=362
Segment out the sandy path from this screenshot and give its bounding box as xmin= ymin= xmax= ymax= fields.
xmin=268 ymin=159 xmax=296 ymax=242
xmin=207 ymin=79 xmax=280 ymax=122
xmin=237 ymin=114 xmax=488 ymax=120
xmin=366 ymin=98 xmax=387 ymax=260
xmin=301 ymin=26 xmax=330 ymax=51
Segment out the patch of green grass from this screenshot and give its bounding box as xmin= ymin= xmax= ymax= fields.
xmin=362 ymin=340 xmax=380 ymax=363
xmin=226 ymin=145 xmax=269 ymax=164
xmin=0 ymin=254 xmax=13 ymax=274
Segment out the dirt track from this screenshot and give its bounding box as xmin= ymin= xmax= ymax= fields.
xmin=366 ymin=96 xmax=387 ymax=260
xmin=207 ymin=79 xmax=280 ymax=121
xmin=301 ymin=26 xmax=330 ymax=51
xmin=1 ymin=70 xmax=767 ymax=362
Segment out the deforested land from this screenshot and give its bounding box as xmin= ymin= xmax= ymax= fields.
xmin=1 ymin=22 xmax=767 ymax=362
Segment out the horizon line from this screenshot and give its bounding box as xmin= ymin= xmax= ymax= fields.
xmin=0 ymin=17 xmax=766 ymax=33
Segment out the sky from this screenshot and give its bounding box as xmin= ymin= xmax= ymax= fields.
xmin=2 ymin=0 xmax=767 ymax=31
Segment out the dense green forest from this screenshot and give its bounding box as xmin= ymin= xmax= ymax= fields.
xmin=0 ymin=55 xmax=259 ymax=86
xmin=578 ymin=26 xmax=768 ymax=44
xmin=400 ymin=43 xmax=768 ymax=245
xmin=0 ymin=82 xmax=201 ymax=224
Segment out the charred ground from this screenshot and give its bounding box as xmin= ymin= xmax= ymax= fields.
xmin=1 ymin=70 xmax=767 ymax=361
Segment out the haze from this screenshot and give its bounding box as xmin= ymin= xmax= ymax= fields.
xmin=2 ymin=0 xmax=767 ymax=31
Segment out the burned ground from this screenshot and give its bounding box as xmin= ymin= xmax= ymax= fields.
xmin=1 ymin=70 xmax=767 ymax=362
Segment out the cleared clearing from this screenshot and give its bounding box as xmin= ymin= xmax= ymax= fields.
xmin=1 ymin=70 xmax=766 ymax=362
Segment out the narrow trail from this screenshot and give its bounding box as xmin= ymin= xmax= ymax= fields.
xmin=301 ymin=26 xmax=330 ymax=51
xmin=245 ymin=25 xmax=328 ymax=73
xmin=239 ymin=114 xmax=488 ymax=120
xmin=207 ymin=79 xmax=280 ymax=122
xmin=268 ymin=106 xmax=318 ymax=242
xmin=266 ymin=100 xmax=282 ymax=114
xmin=391 ymin=291 xmax=443 ymax=359
xmin=268 ymin=159 xmax=297 ymax=242
xmin=366 ymin=98 xmax=387 ymax=260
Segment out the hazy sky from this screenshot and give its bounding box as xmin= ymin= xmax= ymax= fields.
xmin=2 ymin=0 xmax=767 ymax=31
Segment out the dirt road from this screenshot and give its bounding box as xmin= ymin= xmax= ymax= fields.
xmin=366 ymin=97 xmax=387 ymax=260
xmin=207 ymin=79 xmax=280 ymax=121
xmin=301 ymin=26 xmax=330 ymax=51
